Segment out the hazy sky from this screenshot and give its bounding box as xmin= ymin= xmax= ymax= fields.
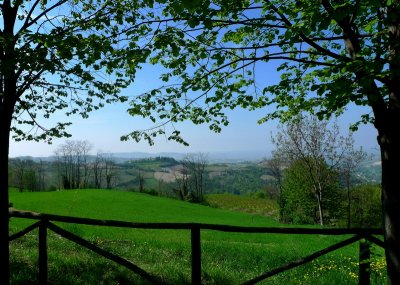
xmin=9 ymin=63 xmax=379 ymax=158
xmin=9 ymin=102 xmax=379 ymax=158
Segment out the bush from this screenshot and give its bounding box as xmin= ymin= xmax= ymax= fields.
xmin=342 ymin=184 xmax=382 ymax=228
xmin=144 ymin=189 xmax=159 ymax=196
xmin=252 ymin=191 xmax=266 ymax=199
xmin=47 ymin=185 xmax=58 ymax=192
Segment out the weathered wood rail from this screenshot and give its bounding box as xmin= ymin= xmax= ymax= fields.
xmin=9 ymin=209 xmax=384 ymax=285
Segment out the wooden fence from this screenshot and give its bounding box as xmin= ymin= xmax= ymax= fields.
xmin=9 ymin=209 xmax=384 ymax=285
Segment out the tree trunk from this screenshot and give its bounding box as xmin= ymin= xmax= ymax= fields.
xmin=316 ymin=191 xmax=324 ymax=226
xmin=383 ymin=9 xmax=400 ymax=284
xmin=0 ymin=111 xmax=12 ymax=284
xmin=379 ymin=130 xmax=400 ymax=284
xmin=347 ymin=179 xmax=351 ymax=229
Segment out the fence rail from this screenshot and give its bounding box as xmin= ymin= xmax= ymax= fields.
xmin=9 ymin=209 xmax=384 ymax=285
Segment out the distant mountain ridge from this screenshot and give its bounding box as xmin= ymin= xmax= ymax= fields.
xmin=11 ymin=150 xmax=381 ymax=165
xmin=111 ymin=150 xmax=269 ymax=163
xmin=12 ymin=150 xmax=270 ymax=163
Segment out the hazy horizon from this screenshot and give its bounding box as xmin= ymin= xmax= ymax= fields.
xmin=9 ymin=62 xmax=379 ymax=159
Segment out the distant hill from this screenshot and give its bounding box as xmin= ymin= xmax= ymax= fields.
xmin=111 ymin=150 xmax=269 ymax=163
xmin=11 ymin=150 xmax=269 ymax=163
xmin=9 ymin=150 xmax=381 ymax=194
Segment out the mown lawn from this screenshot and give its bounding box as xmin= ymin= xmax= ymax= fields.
xmin=9 ymin=189 xmax=386 ymax=284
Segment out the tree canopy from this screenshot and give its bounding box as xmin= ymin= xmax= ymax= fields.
xmin=281 ymin=158 xmax=340 ymax=225
xmin=125 ymin=0 xmax=386 ymax=143
xmin=272 ymin=115 xmax=355 ymax=226
xmin=2 ymin=0 xmax=400 ymax=283
xmin=2 ymin=0 xmax=156 ymax=143
xmin=0 ymin=1 xmax=163 ymax=283
xmin=123 ymin=1 xmax=400 ymax=282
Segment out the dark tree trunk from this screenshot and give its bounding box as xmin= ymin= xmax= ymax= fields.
xmin=0 ymin=53 xmax=16 ymax=285
xmin=1 ymin=4 xmax=18 ymax=281
xmin=379 ymin=128 xmax=400 ymax=284
xmin=0 ymin=110 xmax=12 ymax=284
xmin=384 ymin=10 xmax=400 ymax=284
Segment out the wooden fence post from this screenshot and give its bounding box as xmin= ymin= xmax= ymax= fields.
xmin=39 ymin=220 xmax=48 ymax=284
xmin=191 ymin=226 xmax=201 ymax=285
xmin=359 ymin=239 xmax=371 ymax=285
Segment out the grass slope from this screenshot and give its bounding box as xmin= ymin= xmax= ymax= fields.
xmin=205 ymin=193 xmax=278 ymax=218
xmin=9 ymin=189 xmax=385 ymax=284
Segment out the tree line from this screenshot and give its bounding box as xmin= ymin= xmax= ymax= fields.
xmin=266 ymin=115 xmax=381 ymax=229
xmin=8 ymin=143 xmax=210 ymax=203
xmin=8 ymin=141 xmax=117 ymax=191
xmin=9 ymin=127 xmax=381 ymax=230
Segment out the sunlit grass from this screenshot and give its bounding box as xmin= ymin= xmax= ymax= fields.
xmin=205 ymin=193 xmax=279 ymax=219
xmin=9 ymin=189 xmax=386 ymax=284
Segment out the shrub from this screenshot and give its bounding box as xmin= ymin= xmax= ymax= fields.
xmin=342 ymin=184 xmax=382 ymax=228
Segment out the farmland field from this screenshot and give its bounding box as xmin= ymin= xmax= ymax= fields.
xmin=9 ymin=189 xmax=386 ymax=284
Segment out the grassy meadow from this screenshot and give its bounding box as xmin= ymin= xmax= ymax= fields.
xmin=205 ymin=193 xmax=279 ymax=218
xmin=9 ymin=189 xmax=386 ymax=284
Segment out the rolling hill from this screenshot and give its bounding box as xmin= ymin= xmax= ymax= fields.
xmin=9 ymin=189 xmax=385 ymax=284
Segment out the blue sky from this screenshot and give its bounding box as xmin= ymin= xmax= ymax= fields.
xmin=9 ymin=99 xmax=378 ymax=158
xmin=9 ymin=62 xmax=379 ymax=158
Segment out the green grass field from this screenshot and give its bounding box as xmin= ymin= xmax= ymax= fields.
xmin=9 ymin=189 xmax=386 ymax=284
xmin=205 ymin=193 xmax=279 ymax=219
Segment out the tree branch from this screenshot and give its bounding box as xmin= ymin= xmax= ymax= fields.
xmin=265 ymin=0 xmax=347 ymax=62
xmin=16 ymin=0 xmax=69 ymax=37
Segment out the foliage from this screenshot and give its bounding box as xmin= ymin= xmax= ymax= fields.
xmin=120 ymin=2 xmax=400 ymax=278
xmin=125 ymin=157 xmax=180 ymax=171
xmin=8 ymin=153 xmax=381 ymax=195
xmin=281 ymin=159 xmax=316 ymax=225
xmin=0 ymin=2 xmax=173 ymax=281
xmin=178 ymin=153 xmax=208 ymax=202
xmin=54 ymin=140 xmax=93 ymax=189
xmin=281 ymin=159 xmax=341 ymax=225
xmin=4 ymin=0 xmax=397 ymax=281
xmin=204 ymin=163 xmax=269 ymax=195
xmin=341 ymin=184 xmax=382 ymax=229
xmin=124 ymin=0 xmax=390 ymax=143
xmin=272 ymin=116 xmax=357 ymax=226
xmin=8 ymin=159 xmax=45 ymax=192
xmin=1 ymin=1 xmax=160 ymax=142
